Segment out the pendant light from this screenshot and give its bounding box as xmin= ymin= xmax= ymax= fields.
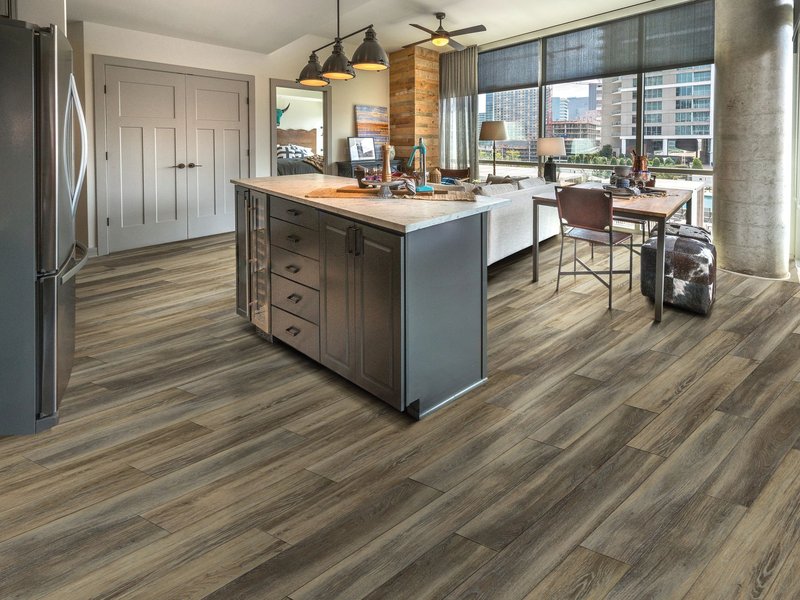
xmin=298 ymin=0 xmax=389 ymax=86
xmin=298 ymin=52 xmax=330 ymax=87
xmin=351 ymin=27 xmax=389 ymax=71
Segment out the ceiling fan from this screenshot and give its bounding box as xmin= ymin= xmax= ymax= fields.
xmin=404 ymin=12 xmax=486 ymax=51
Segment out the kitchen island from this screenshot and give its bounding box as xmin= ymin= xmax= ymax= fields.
xmin=232 ymin=174 xmax=508 ymax=419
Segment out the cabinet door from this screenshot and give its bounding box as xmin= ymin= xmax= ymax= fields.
xmin=354 ymin=224 xmax=403 ymax=409
xmin=319 ymin=212 xmax=356 ymax=380
xmin=235 ymin=186 xmax=249 ymax=318
xmin=249 ymin=190 xmax=269 ymax=333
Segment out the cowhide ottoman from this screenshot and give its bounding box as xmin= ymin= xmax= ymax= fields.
xmin=640 ymin=224 xmax=716 ymax=315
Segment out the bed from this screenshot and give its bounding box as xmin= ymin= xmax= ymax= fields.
xmin=275 ymin=128 xmax=324 ymax=175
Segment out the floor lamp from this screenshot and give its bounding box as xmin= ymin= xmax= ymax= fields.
xmin=480 ymin=121 xmax=508 ymax=176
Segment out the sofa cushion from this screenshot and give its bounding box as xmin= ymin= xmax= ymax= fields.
xmin=474 ymin=183 xmax=518 ymax=197
xmin=485 ymin=174 xmax=516 ymax=185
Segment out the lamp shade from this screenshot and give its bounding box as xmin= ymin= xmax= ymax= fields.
xmin=479 ymin=121 xmax=508 ymax=141
xmin=537 ymin=137 xmax=566 ymax=156
xmin=298 ymin=52 xmax=330 ymax=87
xmin=322 ymin=40 xmax=355 ymax=80
xmin=351 ymin=27 xmax=389 ymax=71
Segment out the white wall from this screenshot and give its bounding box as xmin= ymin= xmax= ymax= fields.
xmin=68 ymin=21 xmax=389 ymax=251
xmin=17 ymin=0 xmax=66 ymax=31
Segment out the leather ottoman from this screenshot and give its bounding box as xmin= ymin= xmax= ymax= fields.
xmin=641 ymin=224 xmax=716 ymax=315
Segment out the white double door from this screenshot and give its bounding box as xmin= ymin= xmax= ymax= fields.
xmin=105 ymin=66 xmax=249 ymax=252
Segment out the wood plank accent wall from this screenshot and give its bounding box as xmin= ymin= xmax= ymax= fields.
xmin=389 ymin=46 xmax=440 ymax=170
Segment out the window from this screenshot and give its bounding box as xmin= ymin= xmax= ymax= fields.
xmin=644 ymin=126 xmax=662 ymax=135
xmin=675 ymin=112 xmax=693 ymax=122
xmin=693 ymin=111 xmax=710 ymax=122
xmin=645 ymin=75 xmax=663 ymax=86
xmin=694 ymin=70 xmax=711 ymax=81
xmin=693 ymin=125 xmax=710 ymax=135
xmin=676 ymin=86 xmax=693 ymax=96
xmin=644 ymin=113 xmax=661 ymax=123
xmin=645 ymin=101 xmax=662 ymax=111
xmin=693 ymin=98 xmax=711 ymax=109
xmin=694 ymin=84 xmax=711 ymax=96
xmin=676 ymin=72 xmax=693 ymax=83
xmin=675 ymin=125 xmax=692 ymax=135
xmin=478 ymin=87 xmax=539 ymax=176
xmin=645 ymin=88 xmax=662 ymax=99
xmin=676 ymin=99 xmax=692 ymax=109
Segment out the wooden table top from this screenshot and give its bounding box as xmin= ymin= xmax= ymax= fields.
xmin=532 ymin=183 xmax=692 ymax=220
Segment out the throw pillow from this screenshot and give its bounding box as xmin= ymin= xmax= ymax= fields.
xmin=276 ymin=145 xmax=293 ymax=159
xmin=485 ymin=174 xmax=514 ymax=185
xmin=517 ymin=177 xmax=548 ymax=189
xmin=473 ymin=183 xmax=518 ymax=197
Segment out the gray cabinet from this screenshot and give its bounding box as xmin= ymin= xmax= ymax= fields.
xmin=234 ymin=186 xmax=269 ymax=333
xmin=1 ymin=1 xmax=16 ymax=18
xmin=269 ymin=196 xmax=320 ymax=361
xmin=319 ymin=212 xmax=403 ymax=409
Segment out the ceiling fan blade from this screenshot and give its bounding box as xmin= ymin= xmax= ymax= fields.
xmin=403 ymin=38 xmax=432 ymax=48
xmin=447 ymin=38 xmax=466 ymax=51
xmin=448 ymin=24 xmax=487 ymax=37
xmin=410 ymin=23 xmax=437 ymax=35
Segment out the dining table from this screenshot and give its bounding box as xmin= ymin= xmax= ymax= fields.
xmin=531 ymin=183 xmax=693 ymax=322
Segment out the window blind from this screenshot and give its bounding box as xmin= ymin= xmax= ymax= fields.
xmin=488 ymin=0 xmax=716 ymax=86
xmin=643 ymin=0 xmax=714 ymax=71
xmin=544 ymin=17 xmax=640 ymax=84
xmin=478 ymin=40 xmax=539 ymax=94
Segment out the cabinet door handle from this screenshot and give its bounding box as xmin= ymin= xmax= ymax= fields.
xmin=172 ymin=163 xmax=186 ymax=169
xmin=285 ymin=326 xmax=301 ymax=337
xmin=187 ymin=163 xmax=203 ymax=168
xmin=287 ymin=234 xmax=301 ymax=244
xmin=287 ymin=208 xmax=301 ymax=217
xmin=287 ymin=293 xmax=302 ymax=304
xmin=285 ymin=264 xmax=300 ymax=274
xmin=346 ymin=226 xmax=355 ymax=254
xmin=355 ymin=228 xmax=364 ymax=256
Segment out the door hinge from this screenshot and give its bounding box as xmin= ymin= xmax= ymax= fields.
xmin=104 ymin=84 xmax=107 ymax=94
xmin=105 ymin=151 xmax=108 ymax=160
xmin=106 ymin=218 xmax=110 ymax=226
xmin=246 ymin=97 xmax=249 ymax=105
xmin=247 ymin=149 xmax=250 ymax=157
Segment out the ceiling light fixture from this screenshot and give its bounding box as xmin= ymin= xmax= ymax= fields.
xmin=299 ymin=0 xmax=389 ymax=86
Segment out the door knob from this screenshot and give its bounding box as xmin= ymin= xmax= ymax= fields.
xmin=188 ymin=163 xmax=203 ymax=168
xmin=173 ymin=163 xmax=186 ymax=169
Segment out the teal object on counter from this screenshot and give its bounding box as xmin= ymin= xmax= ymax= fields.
xmin=407 ymin=137 xmax=428 ymax=188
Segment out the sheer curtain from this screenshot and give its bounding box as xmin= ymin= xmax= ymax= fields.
xmin=439 ymin=46 xmax=478 ymax=179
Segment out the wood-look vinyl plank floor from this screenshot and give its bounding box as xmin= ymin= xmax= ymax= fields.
xmin=0 ymin=233 xmax=798 ymax=599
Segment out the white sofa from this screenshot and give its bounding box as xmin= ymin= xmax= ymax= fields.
xmin=473 ymin=178 xmax=561 ymax=265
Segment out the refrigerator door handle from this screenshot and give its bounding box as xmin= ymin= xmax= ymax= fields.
xmin=67 ymin=74 xmax=88 ymax=217
xmin=59 ymin=242 xmax=89 ymax=284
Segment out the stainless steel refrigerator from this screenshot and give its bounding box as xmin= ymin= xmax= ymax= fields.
xmin=1 ymin=19 xmax=88 ymax=435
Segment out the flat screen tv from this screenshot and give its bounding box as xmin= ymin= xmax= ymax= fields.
xmin=348 ymin=137 xmax=376 ymax=162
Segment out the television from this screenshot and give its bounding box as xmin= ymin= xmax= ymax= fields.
xmin=347 ymin=137 xmax=376 ymax=162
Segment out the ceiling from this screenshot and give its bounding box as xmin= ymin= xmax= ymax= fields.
xmin=66 ymin=0 xmax=670 ymax=56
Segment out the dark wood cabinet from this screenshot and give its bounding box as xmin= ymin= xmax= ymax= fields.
xmin=319 ymin=212 xmax=403 ymax=409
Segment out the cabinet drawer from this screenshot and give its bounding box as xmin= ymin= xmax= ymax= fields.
xmin=271 ymin=274 xmax=320 ymax=325
xmin=272 ymin=306 xmax=320 ymax=362
xmin=271 ymin=196 xmax=318 ymax=231
xmin=271 ymin=246 xmax=319 ymax=289
xmin=271 ymin=218 xmax=319 ymax=260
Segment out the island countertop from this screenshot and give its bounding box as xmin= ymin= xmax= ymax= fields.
xmin=231 ymin=174 xmax=509 ymax=233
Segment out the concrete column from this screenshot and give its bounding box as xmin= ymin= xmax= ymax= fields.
xmin=713 ymin=0 xmax=794 ymax=277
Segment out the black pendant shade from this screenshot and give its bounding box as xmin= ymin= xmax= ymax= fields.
xmin=297 ymin=52 xmax=330 ymax=87
xmin=321 ymin=40 xmax=355 ymax=80
xmin=298 ymin=1 xmax=388 ymax=86
xmin=351 ymin=27 xmax=389 ymax=71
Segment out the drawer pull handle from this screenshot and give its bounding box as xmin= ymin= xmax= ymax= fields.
xmin=286 ymin=326 xmax=301 ymax=337
xmin=287 ymin=234 xmax=301 ymax=244
xmin=287 ymin=293 xmax=302 ymax=304
xmin=285 ymin=264 xmax=300 ymax=274
xmin=287 ymin=209 xmax=301 ymax=217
